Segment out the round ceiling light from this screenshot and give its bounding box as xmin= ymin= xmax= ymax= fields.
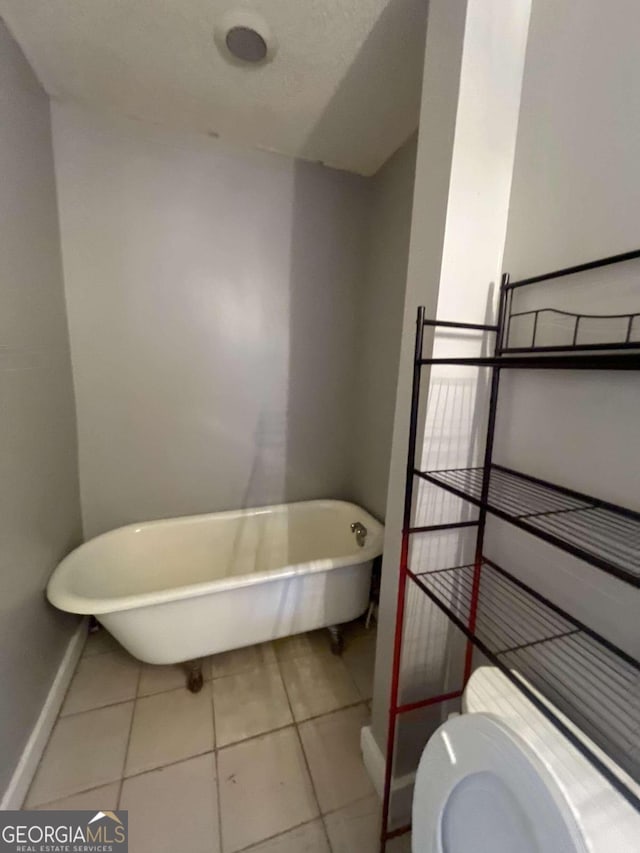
xmin=214 ymin=11 xmax=276 ymax=66
xmin=225 ymin=26 xmax=267 ymax=63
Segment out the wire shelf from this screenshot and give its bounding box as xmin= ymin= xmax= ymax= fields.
xmin=502 ymin=307 xmax=640 ymax=354
xmin=417 ymin=463 xmax=640 ymax=586
xmin=410 ymin=559 xmax=640 ymax=806
xmin=419 ymin=352 xmax=640 ymax=369
xmin=498 ymin=249 xmax=640 ymax=355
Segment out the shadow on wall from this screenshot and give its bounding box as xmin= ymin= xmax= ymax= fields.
xmin=221 ymin=0 xmax=427 ymax=651
xmin=283 ymin=0 xmax=427 ymax=508
xmin=223 ymin=0 xmax=426 ymax=616
xmin=232 ymin=157 xmax=369 ymax=511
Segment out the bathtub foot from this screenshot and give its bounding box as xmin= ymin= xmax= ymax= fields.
xmin=186 ymin=660 xmax=204 ymax=693
xmin=328 ymin=625 xmax=344 ymax=656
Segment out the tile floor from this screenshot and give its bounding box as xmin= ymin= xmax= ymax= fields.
xmin=26 ymin=619 xmax=411 ymax=853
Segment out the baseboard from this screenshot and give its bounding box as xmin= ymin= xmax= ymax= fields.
xmin=1 ymin=619 xmax=87 ymax=810
xmin=360 ymin=724 xmax=415 ymax=821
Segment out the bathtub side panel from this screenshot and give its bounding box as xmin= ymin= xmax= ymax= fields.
xmin=99 ymin=562 xmax=373 ymax=664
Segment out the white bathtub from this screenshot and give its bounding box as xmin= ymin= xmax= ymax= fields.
xmin=47 ymin=500 xmax=383 ymax=665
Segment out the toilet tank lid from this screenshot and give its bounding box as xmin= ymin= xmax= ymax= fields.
xmin=461 ymin=666 xmax=640 ymax=853
xmin=463 ymin=666 xmax=519 ymax=713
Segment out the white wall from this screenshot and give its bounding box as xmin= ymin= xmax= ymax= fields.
xmin=0 ymin=23 xmax=82 ymax=798
xmin=370 ymin=0 xmax=640 ymax=820
xmin=369 ymin=0 xmax=531 ymax=803
xmin=52 ymin=102 xmax=369 ymax=538
xmin=487 ymin=0 xmax=640 ymax=659
xmin=502 ymin=0 xmax=640 ymax=274
xmin=352 ymin=135 xmax=417 ymax=521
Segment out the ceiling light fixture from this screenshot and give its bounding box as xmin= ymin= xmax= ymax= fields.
xmin=225 ymin=26 xmax=267 ymax=63
xmin=214 ymin=10 xmax=276 ymax=66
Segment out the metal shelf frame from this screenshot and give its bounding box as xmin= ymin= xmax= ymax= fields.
xmin=380 ymin=249 xmax=640 ymax=851
xmin=417 ymin=464 xmax=640 ymax=586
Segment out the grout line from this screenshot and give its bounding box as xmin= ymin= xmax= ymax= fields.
xmin=49 ymin=684 xmax=366 ymax=793
xmin=60 ymin=690 xmax=140 ymax=720
xmin=31 ymin=631 xmax=375 ymax=822
xmin=274 ymin=645 xmax=334 ymax=853
xmin=28 ymin=780 xmax=121 ymax=811
xmin=217 ymin=720 xmax=297 ymax=752
xmin=25 ymin=705 xmax=137 ymax=810
xmin=211 ymin=680 xmax=224 ymax=853
xmin=297 ymin=699 xmax=369 ymax=727
xmin=214 ymin=747 xmax=224 ymax=853
xmin=233 ymin=818 xmax=327 ymax=853
xmin=117 ymin=666 xmax=142 ymax=808
xmin=61 ymin=661 xmax=216 ymax=720
xmin=208 ymin=676 xmax=216 ymax=752
xmin=31 ymin=748 xmax=220 ymax=808
xmin=215 ymin=699 xmax=370 ymax=754
xmin=122 ymin=748 xmax=217 ymax=782
xmin=320 ymin=790 xmax=381 ymax=819
xmin=33 ymin=747 xmax=223 ymax=809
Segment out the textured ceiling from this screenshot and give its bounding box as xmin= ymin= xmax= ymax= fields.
xmin=0 ymin=0 xmax=427 ymax=175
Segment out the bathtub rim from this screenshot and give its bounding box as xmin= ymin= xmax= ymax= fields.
xmin=47 ymin=499 xmax=384 ymax=616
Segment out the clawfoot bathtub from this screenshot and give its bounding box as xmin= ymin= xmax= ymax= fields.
xmin=47 ymin=500 xmax=383 ymax=690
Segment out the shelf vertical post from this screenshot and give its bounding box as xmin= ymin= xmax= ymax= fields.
xmin=379 ymin=306 xmax=426 ymax=851
xmin=463 ymin=273 xmax=509 ymax=684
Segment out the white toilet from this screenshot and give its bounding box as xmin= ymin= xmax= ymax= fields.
xmin=411 ymin=666 xmax=639 ymax=853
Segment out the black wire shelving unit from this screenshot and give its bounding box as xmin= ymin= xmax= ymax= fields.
xmin=380 ymin=248 xmax=640 ymax=851
xmin=418 ymin=464 xmax=640 ymax=586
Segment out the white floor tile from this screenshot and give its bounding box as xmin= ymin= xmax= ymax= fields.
xmin=33 ymin=782 xmax=120 ymax=811
xmin=278 ymin=650 xmax=360 ymax=721
xmin=323 ymin=795 xmax=382 ymax=853
xmin=26 ymin=702 xmax=134 ymax=806
xmin=125 ymin=685 xmax=214 ymax=776
xmin=218 ymin=727 xmax=318 ymax=852
xmin=82 ymin=629 xmax=119 ymax=658
xmin=213 ymin=664 xmax=292 ymax=746
xmin=209 ymin=643 xmax=277 ymax=679
xmin=324 ymin=793 xmax=411 ymax=852
xmin=61 ymin=649 xmax=140 ymax=715
xmin=25 ymin=628 xmax=382 ymax=853
xmin=298 ymin=705 xmax=374 ymax=814
xmin=121 ymin=753 xmax=219 ymax=853
xmin=273 ymin=631 xmax=330 ymax=661
xmin=138 ymin=662 xmax=189 ymax=697
xmin=342 ymin=633 xmax=376 ymax=701
xmin=244 ymin=820 xmax=329 ymax=852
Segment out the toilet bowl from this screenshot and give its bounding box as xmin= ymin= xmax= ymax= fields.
xmin=411 ymin=667 xmax=639 ymax=853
